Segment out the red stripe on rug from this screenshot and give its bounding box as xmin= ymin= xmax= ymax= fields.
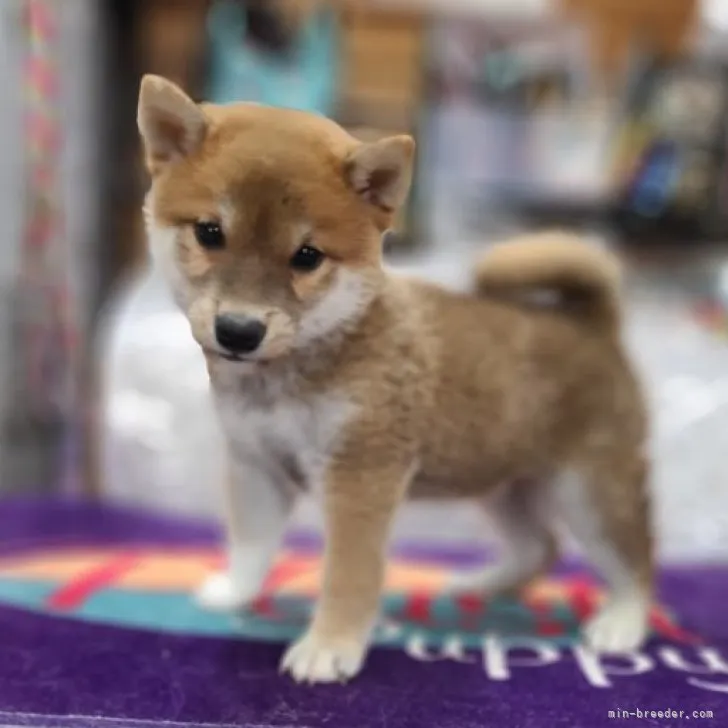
xmin=404 ymin=592 xmax=432 ymax=623
xmin=46 ymin=553 xmax=140 ymax=610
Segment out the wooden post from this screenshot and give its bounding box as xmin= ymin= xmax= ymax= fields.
xmin=559 ymin=0 xmax=699 ymax=90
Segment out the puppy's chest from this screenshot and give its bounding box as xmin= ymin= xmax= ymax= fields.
xmin=216 ymin=389 xmax=354 ymax=487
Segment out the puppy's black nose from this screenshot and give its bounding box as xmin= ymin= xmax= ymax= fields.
xmin=214 ymin=314 xmax=267 ymax=355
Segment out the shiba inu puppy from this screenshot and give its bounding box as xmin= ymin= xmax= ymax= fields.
xmin=137 ymin=75 xmax=652 ymax=684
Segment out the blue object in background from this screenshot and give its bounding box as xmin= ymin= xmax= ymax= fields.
xmin=206 ymin=0 xmax=338 ymax=114
xmin=628 ymin=141 xmax=680 ymax=219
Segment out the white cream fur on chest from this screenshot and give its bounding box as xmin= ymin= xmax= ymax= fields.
xmin=214 ymin=377 xmax=356 ymax=494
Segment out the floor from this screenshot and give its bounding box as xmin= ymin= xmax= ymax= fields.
xmin=1 ymin=498 xmax=726 ymax=728
xmin=100 ymin=233 xmax=728 ymax=563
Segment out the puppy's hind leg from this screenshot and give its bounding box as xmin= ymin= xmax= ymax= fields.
xmin=553 ymin=453 xmax=653 ymax=653
xmin=449 ymin=482 xmax=558 ymax=596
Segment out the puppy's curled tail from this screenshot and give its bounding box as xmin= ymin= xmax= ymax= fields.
xmin=474 ymin=232 xmax=622 ymax=333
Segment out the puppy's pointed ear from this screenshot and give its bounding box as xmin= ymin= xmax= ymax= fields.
xmin=137 ymin=75 xmax=207 ymax=169
xmin=345 ymin=135 xmax=415 ymax=212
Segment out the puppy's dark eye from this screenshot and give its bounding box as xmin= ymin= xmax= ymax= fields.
xmin=290 ymin=244 xmax=324 ymax=272
xmin=193 ymin=221 xmax=225 ymax=249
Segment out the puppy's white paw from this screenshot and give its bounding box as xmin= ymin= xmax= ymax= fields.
xmin=280 ymin=630 xmax=367 ymax=684
xmin=195 ymin=571 xmax=257 ymax=612
xmin=584 ymin=597 xmax=649 ymax=653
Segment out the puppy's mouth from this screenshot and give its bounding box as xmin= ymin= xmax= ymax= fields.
xmin=204 ymin=348 xmax=256 ymax=363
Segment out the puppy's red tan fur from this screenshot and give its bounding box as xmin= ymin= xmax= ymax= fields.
xmin=138 ymin=75 xmax=652 ymax=684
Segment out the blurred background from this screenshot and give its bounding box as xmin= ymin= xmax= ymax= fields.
xmin=2 ymin=0 xmax=728 ymax=562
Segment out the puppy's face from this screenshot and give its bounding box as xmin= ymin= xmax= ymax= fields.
xmin=138 ymin=76 xmax=414 ymax=365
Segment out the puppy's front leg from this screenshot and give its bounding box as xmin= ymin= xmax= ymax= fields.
xmin=281 ymin=459 xmax=414 ymax=684
xmin=197 ymin=457 xmax=295 ymax=611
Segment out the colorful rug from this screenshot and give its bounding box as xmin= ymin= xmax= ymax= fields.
xmin=0 ymin=499 xmax=725 ymax=727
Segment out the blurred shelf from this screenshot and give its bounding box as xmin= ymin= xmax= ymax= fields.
xmin=341 ymin=0 xmax=555 ymax=21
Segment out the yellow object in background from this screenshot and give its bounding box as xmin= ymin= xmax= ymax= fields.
xmin=610 ymin=119 xmax=652 ymax=188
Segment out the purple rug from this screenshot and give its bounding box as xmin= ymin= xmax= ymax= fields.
xmin=0 ymin=498 xmax=725 ymax=728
